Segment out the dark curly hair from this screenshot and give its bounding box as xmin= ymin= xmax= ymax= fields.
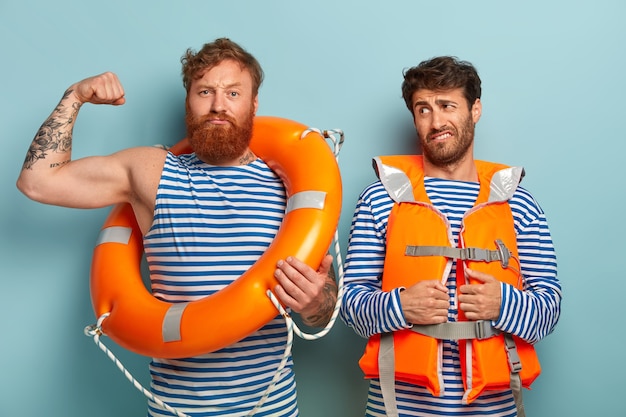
xmin=401 ymin=56 xmax=481 ymax=111
xmin=181 ymin=38 xmax=264 ymax=95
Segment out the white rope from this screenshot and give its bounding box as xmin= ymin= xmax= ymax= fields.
xmin=301 ymin=128 xmax=345 ymax=157
xmin=84 ymin=314 xmax=191 ymax=417
xmin=85 ymin=126 xmax=346 ymax=416
xmin=85 ymin=313 xmax=295 ymax=417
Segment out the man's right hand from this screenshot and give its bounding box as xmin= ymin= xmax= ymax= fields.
xmin=399 ymin=280 xmax=449 ymax=325
xmin=72 ymin=72 xmax=126 ymax=105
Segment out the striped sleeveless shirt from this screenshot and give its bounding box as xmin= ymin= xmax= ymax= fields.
xmin=144 ymin=152 xmax=298 ymax=417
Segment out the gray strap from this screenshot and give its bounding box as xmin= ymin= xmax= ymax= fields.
xmin=285 ymin=190 xmax=326 ymax=213
xmin=504 ymin=334 xmax=526 ymax=417
xmin=411 ymin=320 xmax=500 ymax=340
xmin=510 ymin=372 xmax=525 ymax=417
xmin=405 ymin=239 xmax=511 ymax=268
xmin=378 ymin=333 xmax=399 ymax=417
xmin=162 ymin=302 xmax=189 ymax=342
xmin=96 ymin=226 xmax=132 ymax=246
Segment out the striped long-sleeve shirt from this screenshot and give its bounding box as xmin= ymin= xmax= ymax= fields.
xmin=340 ymin=176 xmax=561 ymax=417
xmin=143 ymin=152 xmax=298 ymax=417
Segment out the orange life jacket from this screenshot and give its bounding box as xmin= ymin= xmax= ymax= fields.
xmin=358 ymin=155 xmax=541 ymax=405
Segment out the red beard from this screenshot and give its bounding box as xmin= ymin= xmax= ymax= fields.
xmin=185 ymin=110 xmax=254 ymax=165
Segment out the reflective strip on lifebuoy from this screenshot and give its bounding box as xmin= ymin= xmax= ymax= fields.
xmin=89 ymin=116 xmax=342 ymax=358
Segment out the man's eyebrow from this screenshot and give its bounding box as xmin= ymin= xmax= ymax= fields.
xmin=194 ymin=81 xmax=243 ymax=90
xmin=414 ymin=98 xmax=458 ymax=107
xmin=435 ymin=98 xmax=458 ymax=106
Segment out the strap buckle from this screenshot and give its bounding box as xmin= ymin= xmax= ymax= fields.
xmin=504 ymin=334 xmax=523 ymax=373
xmin=475 ymin=320 xmax=500 ymax=340
xmin=494 ymin=239 xmax=511 ymax=268
xmin=465 ymin=239 xmax=510 ymax=268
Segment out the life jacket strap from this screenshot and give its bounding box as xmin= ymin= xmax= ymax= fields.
xmin=410 ymin=320 xmax=500 ymax=340
xmin=378 ymin=333 xmax=400 ymax=417
xmin=505 ymin=333 xmax=526 ymax=417
xmin=405 ymin=239 xmax=511 ymax=268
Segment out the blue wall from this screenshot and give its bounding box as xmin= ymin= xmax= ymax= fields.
xmin=2 ymin=1 xmax=624 ymax=415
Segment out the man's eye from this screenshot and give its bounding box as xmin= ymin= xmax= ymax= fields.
xmin=229 ymin=91 xmax=239 ymax=97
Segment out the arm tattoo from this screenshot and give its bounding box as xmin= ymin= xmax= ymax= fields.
xmin=302 ymin=275 xmax=339 ymax=328
xmin=22 ymin=89 xmax=80 ymax=170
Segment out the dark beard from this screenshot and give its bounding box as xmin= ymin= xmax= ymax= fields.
xmin=420 ymin=114 xmax=475 ymax=168
xmin=185 ymin=110 xmax=254 ymax=165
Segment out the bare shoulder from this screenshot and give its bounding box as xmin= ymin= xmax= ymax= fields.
xmin=118 ymin=146 xmax=169 ymax=187
xmin=115 ymin=146 xmax=169 ymax=233
xmin=118 ymin=145 xmax=169 ymax=171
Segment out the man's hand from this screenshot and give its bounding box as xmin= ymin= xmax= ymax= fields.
xmin=71 ymin=72 xmax=126 ymax=105
xmin=458 ymin=268 xmax=502 ymax=321
xmin=399 ymin=280 xmax=449 ymax=325
xmin=273 ymin=254 xmax=337 ymax=327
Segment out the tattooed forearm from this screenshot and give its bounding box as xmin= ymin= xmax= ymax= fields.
xmin=302 ymin=278 xmax=338 ymax=328
xmin=22 ymin=89 xmax=81 ymax=170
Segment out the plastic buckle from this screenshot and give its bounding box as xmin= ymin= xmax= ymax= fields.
xmin=504 ymin=335 xmax=523 ymax=373
xmin=462 ymin=247 xmax=475 ymax=261
xmin=495 ymin=239 xmax=511 ymax=268
xmin=475 ymin=320 xmax=498 ymax=340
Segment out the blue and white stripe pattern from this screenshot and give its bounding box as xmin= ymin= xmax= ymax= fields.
xmin=143 ymin=152 xmax=298 ymax=417
xmin=340 ymin=177 xmax=561 ymax=417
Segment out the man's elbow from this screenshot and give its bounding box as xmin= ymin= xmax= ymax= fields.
xmin=16 ymin=175 xmax=47 ymax=203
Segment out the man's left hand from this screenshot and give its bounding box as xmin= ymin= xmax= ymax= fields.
xmin=458 ymin=268 xmax=502 ymax=321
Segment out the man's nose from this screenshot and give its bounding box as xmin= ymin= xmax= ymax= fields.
xmin=211 ymin=94 xmax=226 ymax=113
xmin=431 ymin=109 xmax=445 ymax=130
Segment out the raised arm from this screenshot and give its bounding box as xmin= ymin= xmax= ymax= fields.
xmin=16 ymin=72 xmax=167 ymax=232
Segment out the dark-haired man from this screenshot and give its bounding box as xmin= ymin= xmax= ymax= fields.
xmin=340 ymin=56 xmax=561 ymax=417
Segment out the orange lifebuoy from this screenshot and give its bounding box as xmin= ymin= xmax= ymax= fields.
xmin=90 ymin=116 xmax=342 ymax=358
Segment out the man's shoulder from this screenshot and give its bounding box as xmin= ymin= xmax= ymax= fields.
xmin=510 ymin=185 xmax=545 ymax=216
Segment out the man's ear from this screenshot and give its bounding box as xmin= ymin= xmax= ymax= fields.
xmin=471 ymin=98 xmax=482 ymax=123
